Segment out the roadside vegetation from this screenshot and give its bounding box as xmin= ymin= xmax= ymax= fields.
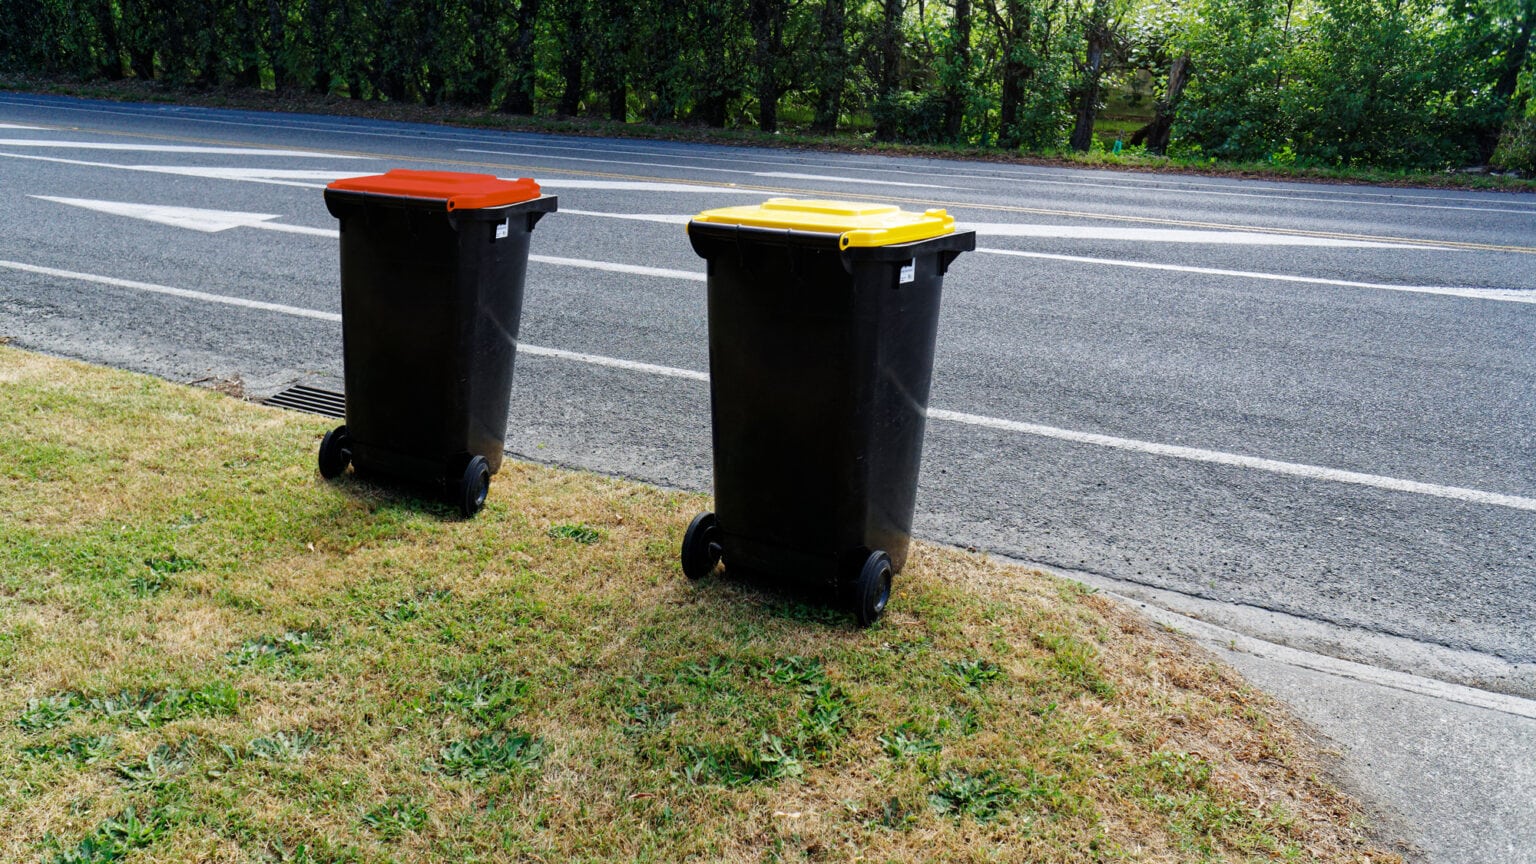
xmin=0 ymin=345 xmax=1406 ymax=861
xmin=1 ymin=0 xmax=1533 ymax=187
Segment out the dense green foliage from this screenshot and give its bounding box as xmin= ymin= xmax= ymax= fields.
xmin=2 ymin=0 xmax=1532 ymax=170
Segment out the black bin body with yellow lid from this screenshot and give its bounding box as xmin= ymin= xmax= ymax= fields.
xmin=681 ymin=198 xmax=974 ymax=624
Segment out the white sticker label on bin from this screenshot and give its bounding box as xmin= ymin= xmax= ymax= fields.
xmin=899 ymin=260 xmax=915 ymax=284
xmin=496 ymin=221 xmax=510 ymax=240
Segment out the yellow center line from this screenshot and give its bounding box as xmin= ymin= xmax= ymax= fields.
xmin=36 ymin=123 xmax=1536 ymax=255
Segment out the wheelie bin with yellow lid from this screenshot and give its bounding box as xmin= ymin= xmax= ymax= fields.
xmin=317 ymin=169 xmax=557 ymax=516
xmin=681 ymin=198 xmax=974 ymax=625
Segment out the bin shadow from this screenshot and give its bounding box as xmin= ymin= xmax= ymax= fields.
xmin=692 ymin=568 xmax=861 ymax=629
xmin=321 ymin=470 xmax=474 ymax=521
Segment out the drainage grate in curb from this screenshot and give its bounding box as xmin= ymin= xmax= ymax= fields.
xmin=264 ymin=385 xmax=346 ymax=419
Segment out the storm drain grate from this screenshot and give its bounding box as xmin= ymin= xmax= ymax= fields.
xmin=264 ymin=384 xmax=346 ymax=419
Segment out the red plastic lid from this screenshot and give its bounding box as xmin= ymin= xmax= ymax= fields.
xmin=327 ymin=169 xmax=541 ymax=211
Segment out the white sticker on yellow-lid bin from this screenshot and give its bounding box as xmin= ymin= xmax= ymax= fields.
xmin=899 ymin=261 xmax=915 ymax=284
xmin=496 ymin=222 xmax=510 ymax=239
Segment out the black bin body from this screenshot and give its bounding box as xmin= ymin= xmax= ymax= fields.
xmin=323 ymin=187 xmax=556 ymax=490
xmin=688 ymin=223 xmax=975 ymax=596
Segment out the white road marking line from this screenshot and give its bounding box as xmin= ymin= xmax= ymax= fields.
xmin=560 ymin=208 xmax=690 ymax=224
xmin=517 ymin=344 xmax=709 ymax=381
xmin=551 ymin=208 xmax=1455 ymax=251
xmin=0 ymin=138 xmax=367 ymax=158
xmin=0 ymin=151 xmax=345 ymax=187
xmin=528 ymin=254 xmax=704 ymax=282
xmin=970 ymin=222 xmax=1443 ymax=248
xmin=0 ymin=259 xmax=341 ymax=322
xmin=751 ymin=171 xmax=953 ymax=189
xmin=4 ymin=257 xmax=1530 ymax=513
xmin=927 ymin=408 xmax=1536 ymax=511
xmin=0 ymin=123 xmax=46 ymax=130
xmin=460 ymin=137 xmax=1536 ymax=210
xmin=532 ymin=178 xmax=757 ymax=194
xmin=459 ymin=146 xmax=746 ymax=174
xmin=5 ymin=96 xmax=1528 ymax=212
xmin=979 ymin=248 xmax=1536 ymax=304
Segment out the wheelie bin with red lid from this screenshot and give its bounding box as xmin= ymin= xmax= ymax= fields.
xmin=681 ymin=198 xmax=974 ymax=625
xmin=317 ymin=169 xmax=557 ymax=516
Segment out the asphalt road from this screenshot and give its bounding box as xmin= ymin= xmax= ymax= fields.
xmin=1 ymin=92 xmax=1532 ymax=690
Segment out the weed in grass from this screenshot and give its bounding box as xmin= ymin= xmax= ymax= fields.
xmin=229 ymin=630 xmax=323 ymax=670
xmin=437 ymin=731 xmax=543 ymax=779
xmin=91 ymin=682 xmax=241 ymax=728
xmin=247 ymin=730 xmax=321 ymax=762
xmin=1035 ymin=631 xmax=1117 ymax=699
xmin=45 ymin=805 xmax=169 ymax=864
xmin=680 ymin=735 xmax=803 ymax=787
xmin=381 ymin=588 xmax=452 ymax=624
xmin=144 ymin=553 xmax=200 ymax=575
xmin=547 ymin=523 xmax=601 ymax=544
xmin=129 ymin=571 xmax=173 ymax=597
xmin=435 ymin=673 xmax=528 ymax=727
xmin=1144 ymin=750 xmax=1213 ymax=790
xmin=21 ymin=734 xmax=117 ymax=764
xmin=17 ymin=693 xmax=84 ymax=732
xmin=945 ymin=658 xmax=1004 ymax=690
xmin=797 ymin=682 xmax=850 ymax=754
xmin=927 ymin=769 xmax=1023 ymax=822
xmin=874 ymin=797 xmax=920 ymax=830
xmin=878 ymin=723 xmax=942 ymax=760
xmin=622 ymin=700 xmax=680 ymax=736
xmin=360 ymin=797 xmax=428 ymax=839
xmin=763 ymin=656 xmax=825 ymax=689
xmin=115 ymin=738 xmax=196 ymax=789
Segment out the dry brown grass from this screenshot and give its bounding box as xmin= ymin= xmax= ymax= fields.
xmin=0 ymin=346 xmax=1403 ymax=863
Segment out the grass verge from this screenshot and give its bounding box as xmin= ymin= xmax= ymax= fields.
xmin=3 ymin=73 xmax=1530 ymax=194
xmin=0 ymin=346 xmax=1401 ymax=862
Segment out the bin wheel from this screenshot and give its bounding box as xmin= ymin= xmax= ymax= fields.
xmin=681 ymin=512 xmax=723 ymax=580
xmin=458 ymin=455 xmax=491 ymax=517
xmin=318 ymin=425 xmax=351 ymax=479
xmin=849 ymin=550 xmax=893 ymax=627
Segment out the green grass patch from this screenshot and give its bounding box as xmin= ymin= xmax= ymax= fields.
xmin=0 ymin=347 xmax=1396 ymax=862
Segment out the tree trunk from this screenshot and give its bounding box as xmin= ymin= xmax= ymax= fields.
xmin=1142 ymin=52 xmax=1189 ymax=155
xmin=994 ymin=0 xmax=1031 ymax=150
xmin=750 ymin=0 xmax=787 ymax=132
xmin=1068 ymin=25 xmax=1107 ymax=152
xmin=504 ymin=0 xmax=542 ymax=114
xmin=874 ymin=0 xmax=904 ymax=140
xmin=557 ymin=0 xmax=584 ymax=115
xmin=811 ymin=0 xmax=846 ymax=133
xmin=942 ymin=0 xmax=971 ymax=142
xmin=267 ymin=0 xmax=286 ymax=89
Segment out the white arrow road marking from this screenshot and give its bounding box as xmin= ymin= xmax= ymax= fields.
xmin=3 ymin=257 xmax=1533 ymax=513
xmin=0 ymin=139 xmax=368 ymax=158
xmin=32 ymin=196 xmax=703 ymax=279
xmin=31 ymin=195 xmax=339 ymax=236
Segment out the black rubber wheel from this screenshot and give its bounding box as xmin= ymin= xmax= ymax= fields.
xmin=458 ymin=455 xmax=491 ymax=517
xmin=680 ymin=512 xmax=723 ymax=580
xmin=318 ymin=425 xmax=351 ymax=480
xmin=849 ymin=550 xmax=893 ymax=627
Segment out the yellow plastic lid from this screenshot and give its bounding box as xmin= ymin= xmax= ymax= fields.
xmin=690 ymin=198 xmax=955 ymax=249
